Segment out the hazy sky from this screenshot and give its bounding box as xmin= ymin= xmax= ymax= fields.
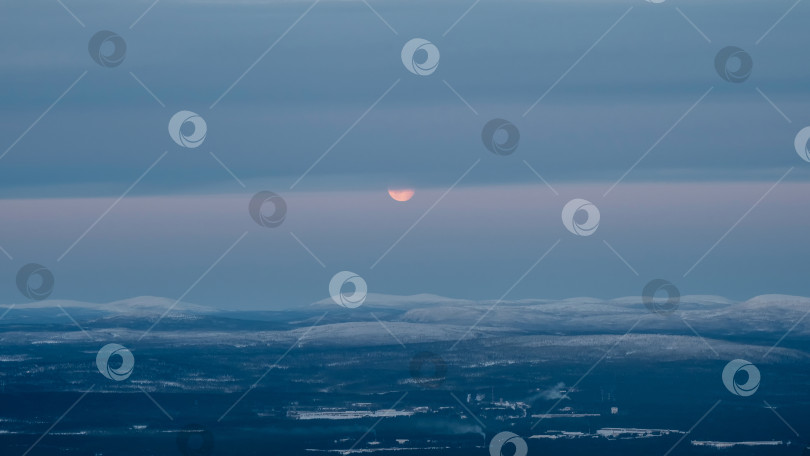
xmin=1 ymin=0 xmax=808 ymax=308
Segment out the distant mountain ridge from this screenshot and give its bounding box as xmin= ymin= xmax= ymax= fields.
xmin=0 ymin=294 xmax=808 ymax=367
xmin=1 ymin=293 xmax=807 ymax=321
xmin=1 ymin=293 xmax=809 ymax=340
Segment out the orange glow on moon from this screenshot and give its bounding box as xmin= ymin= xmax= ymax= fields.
xmin=388 ymin=188 xmax=415 ymax=202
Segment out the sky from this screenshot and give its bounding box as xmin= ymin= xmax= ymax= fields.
xmin=0 ymin=0 xmax=809 ymax=308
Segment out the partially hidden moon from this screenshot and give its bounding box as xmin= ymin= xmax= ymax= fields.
xmin=388 ymin=188 xmax=415 ymax=202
